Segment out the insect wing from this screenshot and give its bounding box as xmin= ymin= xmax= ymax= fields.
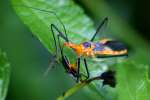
xmin=95 ymin=40 xmax=128 ymax=58
xmin=104 ymin=40 xmax=127 ymax=51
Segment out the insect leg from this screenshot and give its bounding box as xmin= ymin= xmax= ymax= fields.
xmin=83 ymin=58 xmax=90 ymax=79
xmin=50 ymin=24 xmax=59 ymax=56
xmin=55 ymin=26 xmax=81 ymax=79
xmin=90 ymin=17 xmax=108 ymax=42
xmin=56 ymin=30 xmax=78 ymax=76
xmin=43 ymin=24 xmax=61 ymax=76
xmin=51 ymin=24 xmax=69 ymax=42
xmin=44 ymin=24 xmax=61 ymax=76
xmin=44 ymin=24 xmax=67 ymax=76
xmin=16 ymin=5 xmax=69 ymax=42
xmin=76 ymin=57 xmax=81 ymax=82
xmin=51 ymin=23 xmax=68 ymax=65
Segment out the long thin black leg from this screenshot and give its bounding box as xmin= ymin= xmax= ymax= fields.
xmin=76 ymin=57 xmax=81 ymax=82
xmin=83 ymin=58 xmax=90 ymax=79
xmin=44 ymin=24 xmax=66 ymax=76
xmin=57 ymin=34 xmax=63 ymax=55
xmin=53 ymin=25 xmax=79 ymax=77
xmin=50 ymin=24 xmax=67 ymax=61
xmin=90 ymin=17 xmax=108 ymax=42
xmin=44 ymin=24 xmax=59 ymax=76
xmin=51 ymin=24 xmax=69 ymax=42
xmin=51 ymin=24 xmax=58 ymax=56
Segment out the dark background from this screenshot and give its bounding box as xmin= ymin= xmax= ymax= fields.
xmin=0 ymin=0 xmax=150 ymax=100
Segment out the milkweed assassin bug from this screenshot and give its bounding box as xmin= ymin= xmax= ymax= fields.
xmin=16 ymin=5 xmax=128 ymax=85
xmin=50 ymin=18 xmax=128 ymax=82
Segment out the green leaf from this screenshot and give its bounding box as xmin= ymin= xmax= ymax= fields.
xmin=11 ymin=0 xmax=104 ymax=99
xmin=11 ymin=0 xmax=150 ymax=100
xmin=116 ymin=61 xmax=150 ymax=100
xmin=11 ymin=0 xmax=115 ymax=99
xmin=0 ymin=49 xmax=11 ymax=100
xmin=11 ymin=0 xmax=95 ymax=53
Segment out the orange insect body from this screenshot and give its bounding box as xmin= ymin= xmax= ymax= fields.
xmin=64 ymin=42 xmax=95 ymax=57
xmin=64 ymin=38 xmax=128 ymax=59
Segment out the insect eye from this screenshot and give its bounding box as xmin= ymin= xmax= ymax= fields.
xmin=83 ymin=42 xmax=91 ymax=48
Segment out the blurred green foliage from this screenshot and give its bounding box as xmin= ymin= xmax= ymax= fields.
xmin=0 ymin=0 xmax=150 ymax=100
xmin=116 ymin=61 xmax=150 ymax=100
xmin=0 ymin=50 xmax=10 ymax=100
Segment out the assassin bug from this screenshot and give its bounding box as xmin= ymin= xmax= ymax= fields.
xmin=17 ymin=6 xmax=128 ymax=83
xmin=50 ymin=18 xmax=128 ymax=82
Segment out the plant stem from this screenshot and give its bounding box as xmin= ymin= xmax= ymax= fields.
xmin=57 ymin=76 xmax=100 ymax=100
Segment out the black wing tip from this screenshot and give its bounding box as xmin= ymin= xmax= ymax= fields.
xmin=104 ymin=40 xmax=128 ymax=51
xmin=96 ymin=53 xmax=128 ymax=58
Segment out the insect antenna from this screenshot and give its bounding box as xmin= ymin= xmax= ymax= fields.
xmin=14 ymin=5 xmax=71 ymax=76
xmin=14 ymin=5 xmax=69 ymax=42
